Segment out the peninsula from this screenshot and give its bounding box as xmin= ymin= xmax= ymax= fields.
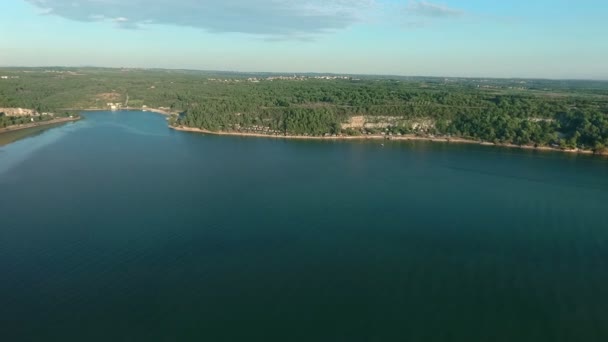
xmin=0 ymin=107 xmax=80 ymax=134
xmin=1 ymin=67 xmax=607 ymax=155
xmin=169 ymin=124 xmax=606 ymax=156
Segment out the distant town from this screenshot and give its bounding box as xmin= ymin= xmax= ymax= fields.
xmin=206 ymin=75 xmax=356 ymax=83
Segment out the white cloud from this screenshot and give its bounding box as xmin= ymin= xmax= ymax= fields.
xmin=406 ymin=1 xmax=464 ymax=18
xmin=25 ymin=0 xmax=378 ymax=38
xmin=398 ymin=1 xmax=465 ymax=30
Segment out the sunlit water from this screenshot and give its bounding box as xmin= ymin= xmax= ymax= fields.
xmin=1 ymin=111 xmax=608 ymax=341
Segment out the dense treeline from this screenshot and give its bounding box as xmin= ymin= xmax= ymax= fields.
xmin=438 ymin=112 xmax=558 ymax=146
xmin=1 ymin=67 xmax=607 ymax=150
xmin=0 ymin=113 xmax=69 ymax=128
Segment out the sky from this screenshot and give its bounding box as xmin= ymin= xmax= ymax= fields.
xmin=0 ymin=0 xmax=607 ymax=79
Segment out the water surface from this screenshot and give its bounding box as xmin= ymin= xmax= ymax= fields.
xmin=1 ymin=111 xmax=607 ymax=341
xmin=0 ymin=121 xmax=75 ymax=147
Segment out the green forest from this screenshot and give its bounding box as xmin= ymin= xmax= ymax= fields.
xmin=1 ymin=67 xmax=607 ymax=152
xmin=0 ymin=114 xmax=67 ymax=128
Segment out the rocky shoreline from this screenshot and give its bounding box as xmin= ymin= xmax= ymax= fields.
xmin=169 ymin=125 xmax=608 ymax=156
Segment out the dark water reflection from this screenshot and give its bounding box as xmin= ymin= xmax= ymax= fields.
xmin=1 ymin=111 xmax=607 ymax=341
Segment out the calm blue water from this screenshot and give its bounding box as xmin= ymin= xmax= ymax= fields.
xmin=1 ymin=111 xmax=608 ymax=341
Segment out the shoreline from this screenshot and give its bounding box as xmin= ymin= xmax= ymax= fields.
xmin=0 ymin=116 xmax=81 ymax=134
xmin=21 ymin=109 xmax=604 ymax=157
xmin=170 ymin=125 xmax=607 ymax=156
xmin=141 ymin=108 xmax=180 ymax=116
xmin=60 ymin=107 xmax=179 ymax=116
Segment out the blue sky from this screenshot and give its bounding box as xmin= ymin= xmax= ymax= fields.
xmin=0 ymin=0 xmax=607 ymax=79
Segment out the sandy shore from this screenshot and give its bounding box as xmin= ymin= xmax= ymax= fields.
xmin=0 ymin=116 xmax=81 ymax=134
xmin=170 ymin=125 xmax=607 ymax=156
xmin=59 ymin=107 xmax=180 ymax=116
xmin=140 ymin=108 xmax=180 ymax=116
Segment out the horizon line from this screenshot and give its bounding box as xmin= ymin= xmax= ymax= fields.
xmin=1 ymin=65 xmax=607 ymax=82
